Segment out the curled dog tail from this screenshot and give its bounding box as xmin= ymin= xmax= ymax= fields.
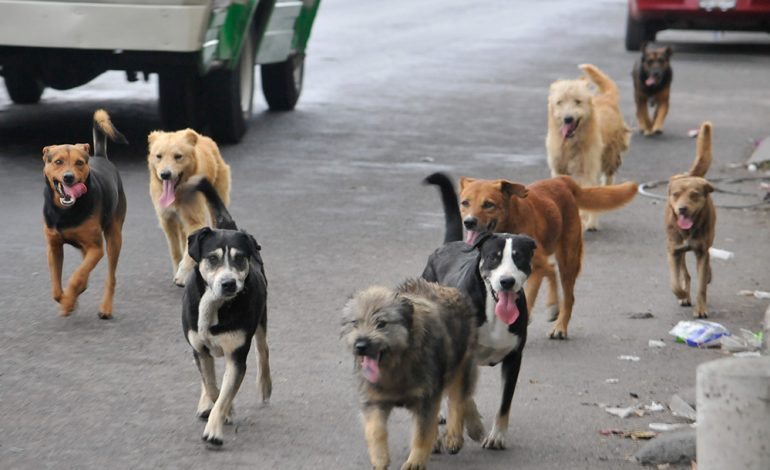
xmin=561 ymin=176 xmax=638 ymax=212
xmin=180 ymin=176 xmax=237 ymax=230
xmin=92 ymin=109 xmax=128 ymax=158
xmin=579 ymin=64 xmax=619 ymax=100
xmin=424 ymin=172 xmax=463 ymax=244
xmin=689 ymin=121 xmax=712 ymax=178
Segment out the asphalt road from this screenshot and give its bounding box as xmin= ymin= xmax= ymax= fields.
xmin=1 ymin=1 xmax=769 ymax=469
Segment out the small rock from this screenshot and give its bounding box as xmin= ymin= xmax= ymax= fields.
xmin=634 ymin=429 xmax=696 ymax=466
xmin=630 ymin=312 xmax=655 ymax=319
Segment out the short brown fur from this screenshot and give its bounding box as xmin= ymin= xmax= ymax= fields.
xmin=459 ymin=176 xmax=637 ymax=338
xmin=665 ymin=122 xmax=715 ymax=317
xmin=633 ymin=43 xmax=673 ymax=136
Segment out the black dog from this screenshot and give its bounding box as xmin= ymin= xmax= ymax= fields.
xmin=422 ymin=172 xmax=536 ymax=450
xmin=181 ymin=177 xmax=271 ymax=447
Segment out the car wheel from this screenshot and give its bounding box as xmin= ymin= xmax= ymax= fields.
xmin=625 ymin=11 xmax=654 ymax=51
xmin=3 ymin=65 xmax=44 ymax=104
xmin=261 ymin=53 xmax=304 ymax=111
xmin=158 ymin=72 xmax=206 ymax=131
xmin=205 ymin=27 xmax=257 ymax=144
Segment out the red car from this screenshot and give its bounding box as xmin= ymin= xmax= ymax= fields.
xmin=626 ymin=0 xmax=770 ymax=50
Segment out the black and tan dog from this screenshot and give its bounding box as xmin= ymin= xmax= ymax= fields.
xmin=181 ymin=177 xmax=271 ymax=447
xmin=633 ymin=43 xmax=673 ymax=136
xmin=423 ymin=173 xmax=537 ymax=450
xmin=341 ymin=279 xmax=480 ymax=470
xmin=666 ymin=122 xmax=715 ymax=318
xmin=42 ymin=110 xmax=127 ymax=318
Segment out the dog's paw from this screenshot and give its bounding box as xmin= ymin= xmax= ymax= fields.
xmin=544 ymin=304 xmax=559 ymax=322
xmin=652 ymin=128 xmax=664 ymax=135
xmin=59 ymin=295 xmax=77 ymax=316
xmin=437 ymin=413 xmax=446 ymax=425
xmin=97 ymin=311 xmax=113 ymax=320
xmin=52 ymin=290 xmax=63 ymax=303
xmin=400 ymin=461 xmax=426 ymax=470
xmin=197 ymin=408 xmax=212 ymax=420
xmin=481 ymin=430 xmax=506 ymax=450
xmin=202 ymin=425 xmax=224 ymax=448
xmin=548 ymin=326 xmax=568 ymax=340
xmin=678 ymin=298 xmax=692 ymax=307
xmin=442 ymin=433 xmax=464 ymax=455
xmin=693 ymin=309 xmax=708 ymax=319
xmin=586 ymin=226 xmax=599 ymax=232
xmin=224 ymin=406 xmax=235 ymax=425
xmin=432 ymin=437 xmax=443 ymax=454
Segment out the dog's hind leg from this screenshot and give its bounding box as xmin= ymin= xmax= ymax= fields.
xmin=549 ymin=246 xmax=580 ymax=339
xmin=254 ymin=320 xmax=272 ymax=403
xmin=362 ymin=405 xmax=392 ymax=470
xmin=439 ymin=360 xmax=476 ymax=454
xmin=463 ymin=399 xmax=485 ymax=443
xmin=98 ymin=224 xmax=123 ymax=319
xmin=202 ymin=348 xmax=247 ymax=446
xmin=60 ymin=241 xmax=104 ymax=315
xmin=404 ymin=397 xmax=441 ymax=469
xmin=543 ymin=260 xmax=560 ymax=322
xmin=693 ymin=249 xmax=710 ymax=318
xmin=524 ymin=253 xmax=548 ymax=322
xmin=482 ymin=350 xmax=523 ymax=450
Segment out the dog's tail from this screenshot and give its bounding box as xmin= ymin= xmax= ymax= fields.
xmin=579 ymin=64 xmax=619 ymax=100
xmin=561 ymin=176 xmax=638 ymax=212
xmin=179 ymin=176 xmax=237 ymax=230
xmin=689 ymin=121 xmax=712 ymax=178
xmin=424 ymin=172 xmax=463 ymax=244
xmin=92 ymin=109 xmax=128 ymax=158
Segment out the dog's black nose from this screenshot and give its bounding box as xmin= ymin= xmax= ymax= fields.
xmin=499 ymin=277 xmax=516 ymax=290
xmin=463 ymin=218 xmax=477 ymax=230
xmin=220 ymin=279 xmax=237 ymax=294
xmin=160 ymin=170 xmax=172 ymax=181
xmin=62 ymin=172 xmax=75 ymax=185
xmin=563 ymin=116 xmax=574 ymax=124
xmin=678 ymin=207 xmax=688 ymax=215
xmin=354 ymin=339 xmax=370 ymax=356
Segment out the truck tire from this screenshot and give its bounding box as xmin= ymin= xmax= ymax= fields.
xmin=625 ymin=10 xmax=655 ymax=51
xmin=3 ymin=66 xmax=44 ymax=104
xmin=158 ymin=72 xmax=206 ymax=131
xmin=261 ymin=53 xmax=304 ymax=111
xmin=205 ymin=27 xmax=257 ymax=144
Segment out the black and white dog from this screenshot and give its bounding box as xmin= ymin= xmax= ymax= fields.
xmin=422 ymin=172 xmax=536 ymax=450
xmin=181 ymin=177 xmax=271 ymax=447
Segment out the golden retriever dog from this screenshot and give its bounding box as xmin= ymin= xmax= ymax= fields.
xmin=147 ymin=129 xmax=231 ymax=286
xmin=546 ymin=64 xmax=631 ymax=231
xmin=666 ymin=122 xmax=715 ymax=318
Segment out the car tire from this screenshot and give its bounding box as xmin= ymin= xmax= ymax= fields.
xmin=205 ymin=27 xmax=257 ymax=144
xmin=625 ymin=11 xmax=655 ymax=51
xmin=158 ymin=72 xmax=206 ymax=131
xmin=261 ymin=53 xmax=304 ymax=111
xmin=3 ymin=65 xmax=44 ymax=104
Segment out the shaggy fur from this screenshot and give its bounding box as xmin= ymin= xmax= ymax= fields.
xmin=546 ymin=64 xmax=632 ymax=230
xmin=666 ymin=122 xmax=715 ymax=318
xmin=341 ymin=279 xmax=480 ymax=470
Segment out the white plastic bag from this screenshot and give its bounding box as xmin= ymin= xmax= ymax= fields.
xmin=668 ymin=320 xmax=730 ymax=347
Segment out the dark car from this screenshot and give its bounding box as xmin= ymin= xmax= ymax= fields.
xmin=626 ymin=0 xmax=770 ymax=50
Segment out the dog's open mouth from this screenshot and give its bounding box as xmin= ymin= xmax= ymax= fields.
xmin=54 ymin=179 xmax=87 ymax=207
xmin=159 ymin=173 xmax=182 ymax=209
xmin=491 ymin=288 xmax=520 ymax=325
xmin=359 ymin=352 xmax=382 ymax=384
xmin=677 ymin=214 xmax=694 ymax=230
xmin=645 ymin=76 xmax=658 ymax=87
xmin=561 ymin=119 xmax=580 ymax=139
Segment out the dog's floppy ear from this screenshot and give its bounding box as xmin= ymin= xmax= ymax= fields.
xmin=500 ymin=180 xmax=528 ymax=199
xmin=459 ymin=176 xmax=475 ymax=191
xmin=147 ymin=130 xmax=161 ymax=145
xmin=187 ymin=227 xmax=213 ymax=263
xmin=75 ymin=143 xmax=91 ymax=160
xmin=184 ymin=129 xmax=198 ymax=146
xmin=42 ymin=146 xmax=53 ymax=163
xmin=518 ymin=235 xmax=538 ymax=255
xmin=395 ymin=294 xmax=414 ymax=329
xmin=697 ymin=178 xmax=714 ymax=195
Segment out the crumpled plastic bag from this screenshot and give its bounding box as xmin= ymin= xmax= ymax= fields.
xmin=669 ymin=320 xmax=730 ymax=347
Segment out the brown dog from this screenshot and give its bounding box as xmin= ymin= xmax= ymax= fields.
xmin=459 ymin=176 xmax=638 ymax=338
xmin=42 ymin=110 xmax=127 ymax=318
xmin=666 ymin=122 xmax=714 ymax=318
xmin=147 ymin=129 xmax=231 ymax=286
xmin=547 ymin=64 xmax=632 ymax=230
xmin=633 ymin=43 xmax=673 ymax=136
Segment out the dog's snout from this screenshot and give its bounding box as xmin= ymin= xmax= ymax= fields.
xmin=499 ymin=277 xmax=516 ymax=290
xmin=563 ymin=116 xmax=574 ymax=124
xmin=62 ymin=172 xmax=75 ymax=185
xmin=463 ymin=217 xmax=478 ymax=230
xmin=678 ymin=207 xmax=688 ymax=215
xmin=354 ymin=339 xmax=370 ymax=356
xmin=220 ymin=279 xmax=237 ymax=295
xmin=159 ymin=169 xmax=172 ymax=181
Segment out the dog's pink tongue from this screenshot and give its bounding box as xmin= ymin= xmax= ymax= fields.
xmin=159 ymin=180 xmax=175 ymax=208
xmin=361 ymin=356 xmax=380 ymax=383
xmin=63 ymin=182 xmax=87 ymax=199
xmin=645 ymin=76 xmax=657 ymax=86
xmin=495 ymin=291 xmax=520 ymax=325
xmin=677 ymin=214 xmax=694 ymax=230
xmin=560 ymin=122 xmax=576 ymax=139
xmin=466 ymin=230 xmax=479 ymax=246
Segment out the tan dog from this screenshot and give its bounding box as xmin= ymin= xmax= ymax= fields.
xmin=666 ymin=122 xmax=715 ymax=318
xmin=459 ymin=175 xmax=638 ymax=339
xmin=546 ymin=64 xmax=632 ymax=230
xmin=147 ymin=129 xmax=231 ymax=286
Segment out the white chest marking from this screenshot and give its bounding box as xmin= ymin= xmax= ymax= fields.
xmin=476 ymin=289 xmax=521 ymax=366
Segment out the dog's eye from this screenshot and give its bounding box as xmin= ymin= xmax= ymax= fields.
xmin=75 ymin=160 xmax=85 ymax=167
xmin=482 ymin=201 xmax=495 ymax=210
xmin=206 ymin=255 xmax=218 ymax=264
xmin=672 ymin=192 xmax=681 ymax=198
xmin=690 ymin=193 xmax=701 ymax=200
xmin=55 ymin=159 xmax=63 ymax=165
xmin=376 ymin=320 xmax=387 ymax=330
xmin=461 ymin=200 xmax=470 ymax=208
xmin=155 ymin=154 xmax=162 ymax=160
xmin=574 ymin=99 xmax=581 ymax=105
xmin=174 ymin=154 xmax=183 ymax=161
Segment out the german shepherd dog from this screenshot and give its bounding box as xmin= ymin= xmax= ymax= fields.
xmin=423 ymin=173 xmax=537 ymax=450
xmin=666 ymin=122 xmax=715 ymax=318
xmin=181 ymin=177 xmax=271 ymax=447
xmin=42 ymin=110 xmax=127 ymax=318
xmin=633 ymin=43 xmax=673 ymax=136
xmin=341 ymin=279 xmax=480 ymax=470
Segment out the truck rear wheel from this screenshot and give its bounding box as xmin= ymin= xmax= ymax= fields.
xmin=158 ymin=72 xmax=206 ymax=131
xmin=3 ymin=65 xmax=44 ymax=104
xmin=625 ymin=10 xmax=655 ymax=51
xmin=261 ymin=53 xmax=304 ymax=111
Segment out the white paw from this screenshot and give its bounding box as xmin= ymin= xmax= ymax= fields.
xmin=202 ymin=420 xmax=224 ymax=447
xmin=481 ymin=429 xmax=506 ymax=450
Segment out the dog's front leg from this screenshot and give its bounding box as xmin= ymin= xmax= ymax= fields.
xmin=46 ymin=236 xmax=64 ymax=302
xmin=694 ymin=249 xmax=710 ymax=318
xmin=483 ymin=351 xmax=523 ymax=450
xmin=193 ymin=350 xmax=219 ymax=419
xmin=202 ymin=349 xmax=247 ymax=446
xmin=635 ymin=96 xmax=653 ymax=135
xmin=667 ymin=249 xmax=691 ymax=306
xmin=403 ymin=397 xmax=441 ymax=470
xmin=362 ymin=405 xmax=391 ymax=470
xmin=651 ymin=89 xmax=670 ymax=134
xmin=60 ymin=243 xmax=104 ymax=315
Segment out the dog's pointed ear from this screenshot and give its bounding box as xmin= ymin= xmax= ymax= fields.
xmin=187 ymin=227 xmax=213 ymax=263
xmin=459 ymin=176 xmax=475 ymax=191
xmin=500 ymin=180 xmax=528 ymax=199
xmin=148 ymin=130 xmax=161 ymax=145
xmin=42 ymin=146 xmax=53 ymax=163
xmin=664 ymin=46 xmax=673 ymax=59
xmin=395 ymin=295 xmax=414 ymax=329
xmin=76 ymin=143 xmax=91 ymax=160
xmin=184 ymin=129 xmax=198 ymax=146
xmin=640 ymin=41 xmax=649 ymax=56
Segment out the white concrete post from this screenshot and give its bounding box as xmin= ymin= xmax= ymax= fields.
xmin=696 ymin=356 xmax=770 ymax=469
